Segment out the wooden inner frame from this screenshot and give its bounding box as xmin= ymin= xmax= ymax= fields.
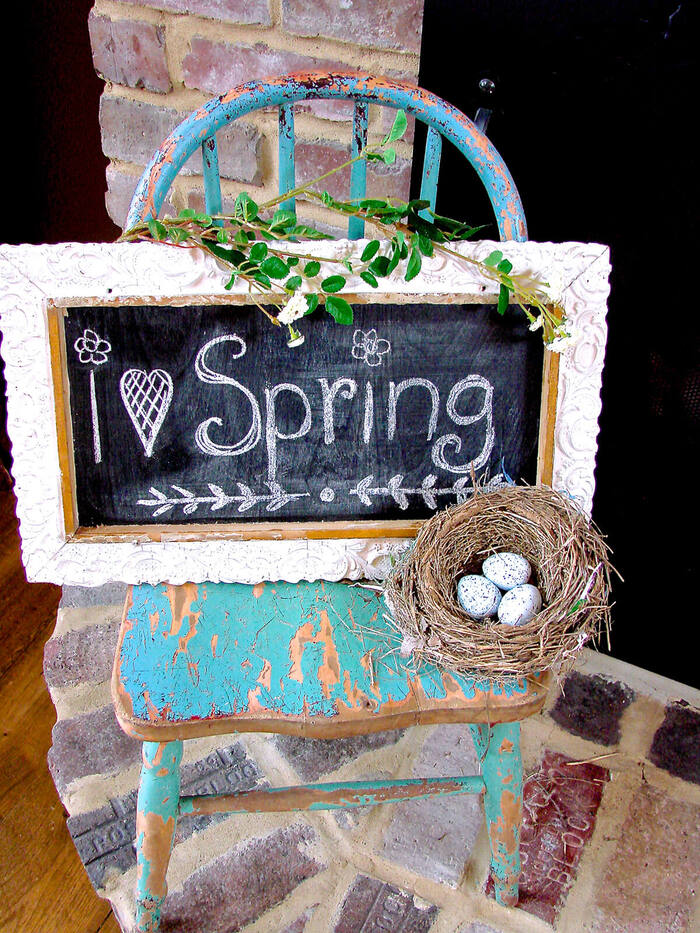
xmin=48 ymin=295 xmax=559 ymax=544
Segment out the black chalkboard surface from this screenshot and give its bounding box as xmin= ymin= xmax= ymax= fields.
xmin=62 ymin=302 xmax=543 ymax=528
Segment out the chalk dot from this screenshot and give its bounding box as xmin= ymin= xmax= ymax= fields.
xmin=320 ymin=487 xmax=335 ymax=502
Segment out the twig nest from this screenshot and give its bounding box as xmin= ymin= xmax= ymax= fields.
xmin=384 ymin=484 xmax=614 ymax=679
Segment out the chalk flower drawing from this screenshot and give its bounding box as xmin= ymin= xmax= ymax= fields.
xmin=73 ymin=328 xmax=112 ymax=464
xmin=120 ymin=368 xmax=173 ymax=458
xmin=138 ymin=481 xmax=309 ymax=516
xmin=74 ymin=328 xmax=112 ymax=366
xmin=352 ymin=329 xmax=391 ymax=367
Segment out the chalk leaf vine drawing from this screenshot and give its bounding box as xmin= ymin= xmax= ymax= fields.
xmin=121 ymin=110 xmax=571 ymax=350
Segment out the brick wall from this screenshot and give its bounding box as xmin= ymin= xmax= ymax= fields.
xmin=88 ymin=0 xmax=426 ymax=230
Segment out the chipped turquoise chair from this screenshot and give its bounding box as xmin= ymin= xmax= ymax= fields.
xmin=117 ymin=72 xmax=543 ymax=933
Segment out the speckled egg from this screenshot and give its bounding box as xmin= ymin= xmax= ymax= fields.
xmin=497 ymin=584 xmax=542 ymax=626
xmin=482 ymin=552 xmax=532 ymax=590
xmin=456 ymin=575 xmax=502 ymax=618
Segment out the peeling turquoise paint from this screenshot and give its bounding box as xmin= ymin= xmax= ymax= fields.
xmin=118 ymin=582 xmax=528 ymax=726
xmin=125 ymin=72 xmax=526 ymax=242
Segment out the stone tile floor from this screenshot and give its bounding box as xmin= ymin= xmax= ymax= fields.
xmin=45 ymin=586 xmax=700 ymax=933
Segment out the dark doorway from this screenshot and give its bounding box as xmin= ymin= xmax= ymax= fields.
xmin=414 ymin=0 xmax=698 ymax=686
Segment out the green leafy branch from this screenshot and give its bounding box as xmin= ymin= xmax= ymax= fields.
xmin=120 ymin=110 xmax=571 ymax=349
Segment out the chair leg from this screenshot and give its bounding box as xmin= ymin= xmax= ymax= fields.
xmin=470 ymin=722 xmax=523 ymax=907
xmin=135 ymin=740 xmax=183 ymax=933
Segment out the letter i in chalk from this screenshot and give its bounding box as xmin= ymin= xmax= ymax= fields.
xmin=73 ymin=328 xmax=112 ymax=464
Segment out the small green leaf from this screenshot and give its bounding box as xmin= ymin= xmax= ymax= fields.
xmin=285 ymin=275 xmax=302 ymax=291
xmin=497 ymin=283 xmax=510 ymax=315
xmin=358 ymin=199 xmax=388 ymax=211
xmin=360 ymin=270 xmax=379 ymax=288
xmin=270 ymin=209 xmax=296 ymax=230
xmin=361 ymin=240 xmax=380 ymax=262
xmin=287 ymin=256 xmax=299 ymax=267
xmin=249 ymin=242 xmax=268 ymax=262
xmin=147 ymin=219 xmax=168 ymax=240
xmin=342 ymin=259 xmax=353 ymax=273
xmin=405 ymin=248 xmax=422 ymax=282
xmin=321 ymin=275 xmax=346 ymax=293
xmin=216 ymin=229 xmax=228 ymax=243
xmin=368 ymin=255 xmax=390 ymax=277
xmin=497 ymin=258 xmax=513 ymax=274
xmin=260 ymin=256 xmax=289 ymax=278
xmin=484 ymin=249 xmax=503 ymax=268
xmin=386 ymin=245 xmax=401 ymax=276
xmin=305 ymin=294 xmax=319 ymax=315
xmin=417 ymin=234 xmax=434 ymax=257
xmin=253 ymin=272 xmax=271 ymax=288
xmin=382 ymin=148 xmax=396 ymax=165
xmin=234 ymin=193 xmax=258 ymax=222
xmin=303 ymin=260 xmax=321 ymax=277
xmin=178 ymin=208 xmax=196 ymax=219
xmin=382 ymin=109 xmax=408 ymax=144
xmin=325 ymin=294 xmax=354 ymax=324
xmin=407 ymin=198 xmax=431 ymax=211
xmin=194 ymin=213 xmax=213 ymax=227
xmin=365 ymin=152 xmax=385 ymax=162
xmin=168 ymin=227 xmax=190 ymax=245
xmin=224 ymin=273 xmax=236 ymax=290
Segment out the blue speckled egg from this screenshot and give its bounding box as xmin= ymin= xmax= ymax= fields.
xmin=497 ymin=584 xmax=542 ymax=626
xmin=482 ymin=552 xmax=531 ymax=590
xmin=456 ymin=575 xmax=502 ymax=618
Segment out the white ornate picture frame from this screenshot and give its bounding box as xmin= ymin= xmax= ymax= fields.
xmin=0 ymin=239 xmax=610 ymax=586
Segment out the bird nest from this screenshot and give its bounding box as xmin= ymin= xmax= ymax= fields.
xmin=384 ymin=485 xmax=615 ymax=680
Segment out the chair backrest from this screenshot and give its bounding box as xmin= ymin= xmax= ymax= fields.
xmin=125 ymin=71 xmax=527 ymax=242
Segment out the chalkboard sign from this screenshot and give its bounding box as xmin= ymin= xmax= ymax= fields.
xmin=0 ymin=239 xmax=609 ymax=584
xmin=59 ymin=301 xmax=543 ymax=531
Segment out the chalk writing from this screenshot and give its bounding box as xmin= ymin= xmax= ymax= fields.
xmin=63 ymin=302 xmax=542 ymax=527
xmin=119 ymin=368 xmax=173 ymax=458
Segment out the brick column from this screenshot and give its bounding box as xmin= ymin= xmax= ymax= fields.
xmin=87 ymin=0 xmax=426 ymax=228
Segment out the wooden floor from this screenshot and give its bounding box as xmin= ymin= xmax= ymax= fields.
xmin=0 ymin=483 xmax=121 ymax=933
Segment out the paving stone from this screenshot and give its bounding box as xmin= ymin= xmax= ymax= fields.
xmin=100 ymin=96 xmax=262 ymax=184
xmin=282 ymin=0 xmax=425 ymax=54
xmin=43 ymin=619 xmax=119 ymax=689
xmin=274 ymin=730 xmax=403 ymax=781
xmin=649 ymin=700 xmax=700 ymax=784
xmin=280 ymin=905 xmax=318 ymax=933
xmin=48 ymin=705 xmax=142 ymax=794
xmin=117 ymin=0 xmax=271 ymax=25
xmin=549 ymin=671 xmax=634 ymax=745
xmin=159 ymin=824 xmax=323 ymax=933
xmin=334 ymin=874 xmax=437 ymax=932
xmin=486 ymin=749 xmax=609 ymax=925
xmin=457 ymin=923 xmax=500 ymax=933
xmin=587 ymin=784 xmax=700 ymax=933
xmin=60 ymin=582 xmax=127 ymax=608
xmin=296 ymin=140 xmax=412 ymax=202
xmin=182 ymin=38 xmax=347 ymax=97
xmin=66 ymin=742 xmax=263 ymax=889
xmin=382 ymin=725 xmax=482 ymax=886
xmin=89 ymin=12 xmax=171 ymax=93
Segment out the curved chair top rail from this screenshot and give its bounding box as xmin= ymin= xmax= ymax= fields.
xmin=126 ymin=70 xmax=526 ymax=241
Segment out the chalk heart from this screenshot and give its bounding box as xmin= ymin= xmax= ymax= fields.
xmin=119 ymin=368 xmax=173 ymax=458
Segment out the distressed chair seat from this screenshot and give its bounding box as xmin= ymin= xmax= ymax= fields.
xmin=113 ymin=580 xmax=547 ymax=742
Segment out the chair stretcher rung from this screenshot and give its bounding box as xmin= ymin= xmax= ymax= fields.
xmin=178 ymin=775 xmax=485 ymax=816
